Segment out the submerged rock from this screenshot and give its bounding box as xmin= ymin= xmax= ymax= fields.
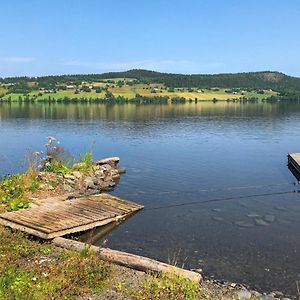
xmin=264 ymin=215 xmax=275 ymax=223
xmin=255 ymin=219 xmax=270 ymax=226
xmin=247 ymin=213 xmax=261 ymax=218
xmin=274 ymin=206 xmax=287 ymax=211
xmin=212 ymin=208 xmax=222 ymax=212
xmin=212 ymin=216 xmax=224 ymax=222
xmin=235 ymin=221 xmax=254 ymax=228
xmin=117 ymin=167 xmax=126 ymax=174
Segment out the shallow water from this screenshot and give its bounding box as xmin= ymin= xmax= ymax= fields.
xmin=1 ymin=101 xmax=300 ymax=296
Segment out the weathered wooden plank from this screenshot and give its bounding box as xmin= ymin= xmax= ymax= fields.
xmin=81 ymin=198 xmax=129 ymax=214
xmin=70 ymin=202 xmax=117 ymax=217
xmin=0 ymin=193 xmax=144 ymax=239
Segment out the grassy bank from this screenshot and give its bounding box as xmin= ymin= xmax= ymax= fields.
xmin=0 ymin=226 xmax=207 ymax=300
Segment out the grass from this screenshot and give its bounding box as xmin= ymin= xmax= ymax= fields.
xmin=128 ymin=272 xmax=201 ymax=300
xmin=0 ymin=226 xmax=111 ymax=300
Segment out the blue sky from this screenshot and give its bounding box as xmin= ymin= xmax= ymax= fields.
xmin=1 ymin=0 xmax=300 ymax=77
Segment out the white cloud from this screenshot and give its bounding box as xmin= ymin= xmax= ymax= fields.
xmin=0 ymin=57 xmax=35 ymax=63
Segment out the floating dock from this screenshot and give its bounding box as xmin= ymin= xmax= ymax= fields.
xmin=0 ymin=193 xmax=143 ymax=239
xmin=288 ymin=153 xmax=300 ymax=175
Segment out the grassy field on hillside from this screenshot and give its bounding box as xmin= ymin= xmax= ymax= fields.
xmin=0 ymin=80 xmax=278 ymax=102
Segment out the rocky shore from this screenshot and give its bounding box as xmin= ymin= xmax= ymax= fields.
xmin=36 ymin=157 xmax=125 ymax=197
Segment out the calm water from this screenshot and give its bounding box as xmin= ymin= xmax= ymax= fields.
xmin=1 ymin=102 xmax=300 ymax=296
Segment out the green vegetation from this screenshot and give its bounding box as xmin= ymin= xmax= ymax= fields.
xmin=0 ymin=226 xmax=110 ymax=300
xmin=129 ymin=272 xmax=201 ymax=300
xmin=3 ymin=69 xmax=299 ymax=103
xmin=0 ymin=172 xmax=39 ymax=212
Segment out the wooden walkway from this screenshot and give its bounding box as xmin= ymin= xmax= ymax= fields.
xmin=0 ymin=194 xmax=144 ymax=239
xmin=288 ymin=153 xmax=300 ymax=174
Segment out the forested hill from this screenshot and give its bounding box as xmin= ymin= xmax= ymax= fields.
xmin=93 ymin=70 xmax=300 ymax=90
xmin=2 ymin=69 xmax=300 ymax=91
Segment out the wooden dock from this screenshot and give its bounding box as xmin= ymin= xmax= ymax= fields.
xmin=0 ymin=194 xmax=144 ymax=239
xmin=288 ymin=153 xmax=300 ymax=175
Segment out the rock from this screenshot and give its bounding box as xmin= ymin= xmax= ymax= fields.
xmin=264 ymin=215 xmax=275 ymax=223
xmin=94 ymin=157 xmax=120 ymax=166
xmin=97 ymin=181 xmax=110 ymax=190
xmin=236 ymin=289 xmax=252 ymax=299
xmin=250 ymin=290 xmax=262 ymax=297
xmin=269 ymin=291 xmax=283 ymax=297
xmin=101 ymin=164 xmax=112 ymax=171
xmin=62 ymin=184 xmax=74 ymax=192
xmin=117 ymin=167 xmax=126 ymax=174
xmin=84 ymin=177 xmax=95 ymax=189
xmin=111 ymin=173 xmax=120 ymax=181
xmin=104 ymin=175 xmax=113 ymax=182
xmin=212 ymin=216 xmax=224 ymax=222
xmin=191 ymin=268 xmax=203 ymax=274
xmin=72 ymin=171 xmax=82 ymax=179
xmin=255 ymin=219 xmax=270 ymax=226
xmin=94 ymin=170 xmax=104 ymax=178
xmin=39 ymin=183 xmax=54 ymax=191
xmin=247 ymin=213 xmax=261 ymax=218
xmin=63 ymin=174 xmax=75 ymax=180
xmin=235 ymin=221 xmax=254 ymax=228
xmin=64 ymin=179 xmax=76 ymax=186
xmin=274 ymin=206 xmax=287 ymax=211
xmin=261 ymin=295 xmax=277 ymax=300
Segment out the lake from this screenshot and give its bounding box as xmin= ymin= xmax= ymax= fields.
xmin=1 ymin=101 xmax=300 ymax=296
